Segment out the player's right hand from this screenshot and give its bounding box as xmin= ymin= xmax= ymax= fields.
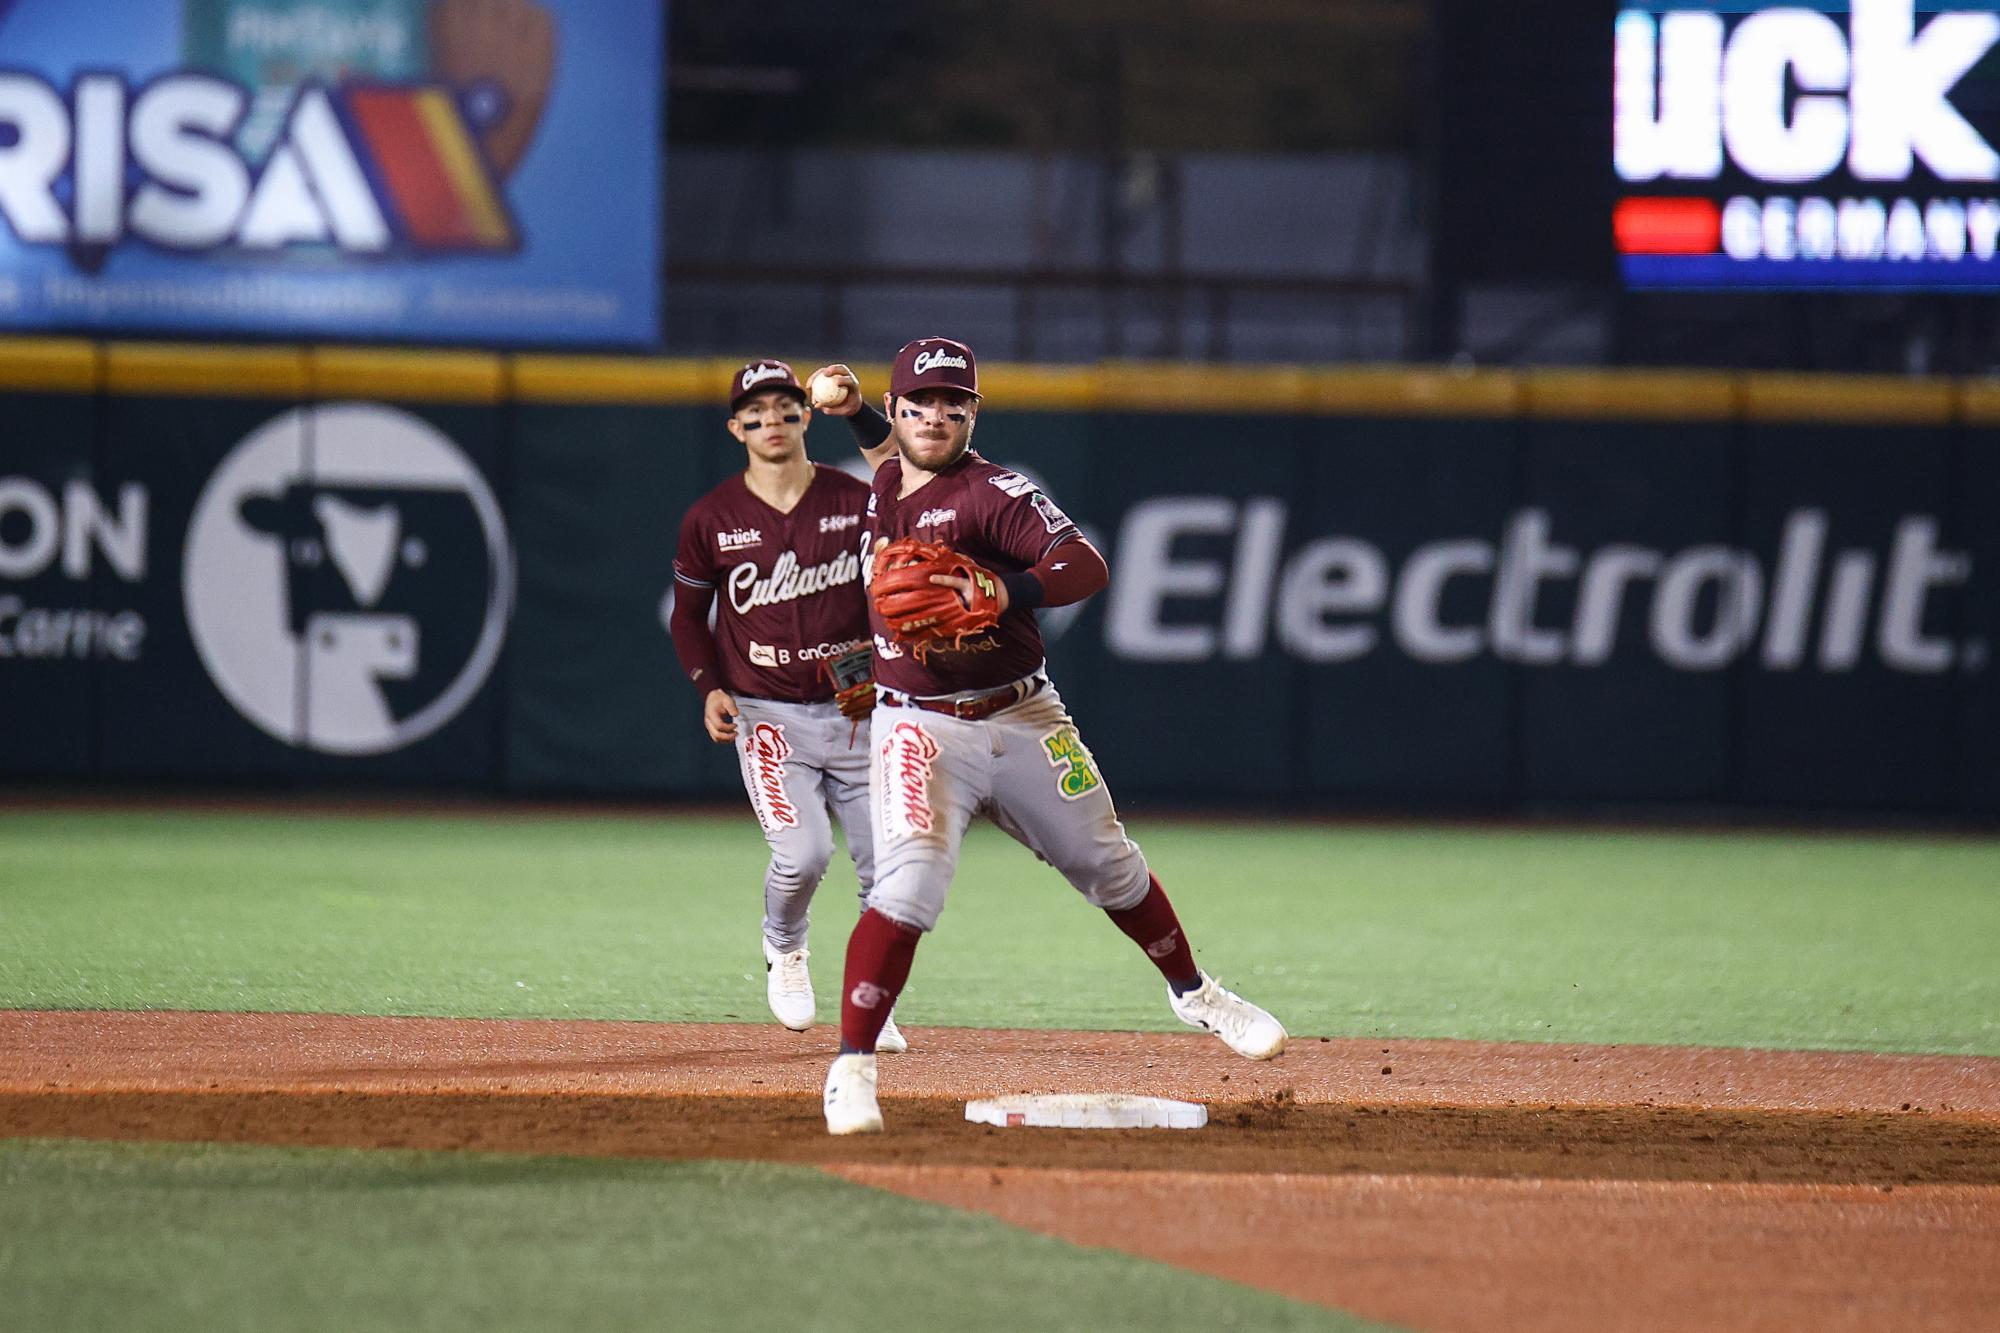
xmin=807 ymin=365 xmax=862 ymax=416
xmin=703 ymin=688 xmax=741 ymax=743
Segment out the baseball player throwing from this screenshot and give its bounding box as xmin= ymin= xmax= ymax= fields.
xmin=809 ymin=338 xmax=1285 ymax=1135
xmin=669 ymin=359 xmax=906 ymax=1052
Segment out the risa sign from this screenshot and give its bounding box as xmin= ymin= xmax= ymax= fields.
xmin=0 ymin=72 xmax=513 ymax=254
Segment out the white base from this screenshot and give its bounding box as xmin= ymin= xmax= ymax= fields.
xmin=964 ymin=1093 xmax=1208 ymax=1130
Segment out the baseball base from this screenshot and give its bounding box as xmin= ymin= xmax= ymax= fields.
xmin=963 ymin=1093 xmax=1208 ymax=1130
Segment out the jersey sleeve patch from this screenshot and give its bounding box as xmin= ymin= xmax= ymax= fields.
xmin=1028 ymin=490 xmax=1073 ymax=534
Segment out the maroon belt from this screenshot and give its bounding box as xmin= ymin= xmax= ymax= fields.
xmin=881 ymin=677 xmax=1045 ymax=722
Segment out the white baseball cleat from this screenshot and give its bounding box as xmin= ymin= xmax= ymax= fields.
xmin=823 ymin=1053 xmax=883 ymax=1135
xmin=764 ymin=941 xmax=815 ymax=1031
xmin=876 ymin=1010 xmax=910 ymax=1055
xmin=1169 ymin=972 xmax=1287 ymax=1060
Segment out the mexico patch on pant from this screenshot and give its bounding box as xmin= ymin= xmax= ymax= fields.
xmin=1042 ymin=724 xmax=1102 ymax=800
xmin=878 ymin=719 xmax=940 ymax=839
xmin=745 ymin=721 xmax=800 ymax=831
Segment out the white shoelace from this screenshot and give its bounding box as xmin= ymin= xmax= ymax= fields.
xmin=774 ymin=949 xmax=811 ymax=994
xmin=1190 ymin=980 xmax=1257 ymax=1039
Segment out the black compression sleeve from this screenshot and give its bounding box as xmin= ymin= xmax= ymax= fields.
xmin=997 ymin=571 xmax=1045 ymax=611
xmin=847 ymin=402 xmax=891 ymax=450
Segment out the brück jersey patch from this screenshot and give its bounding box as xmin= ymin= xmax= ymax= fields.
xmin=675 ymin=465 xmax=871 ymax=702
xmin=865 ymin=451 xmax=1082 ymax=695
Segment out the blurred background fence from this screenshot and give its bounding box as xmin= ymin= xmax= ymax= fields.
xmin=5 ymin=341 xmax=1994 ymax=817
xmin=5 ymin=0 xmax=2000 ymax=820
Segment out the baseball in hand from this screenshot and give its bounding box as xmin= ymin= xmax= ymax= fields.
xmin=809 ymin=372 xmax=850 ymax=409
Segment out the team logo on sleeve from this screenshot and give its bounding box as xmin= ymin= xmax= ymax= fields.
xmin=878 ymin=719 xmax=941 ymax=838
xmin=745 ymin=722 xmax=799 ymax=831
xmin=988 ymin=469 xmax=1071 ymax=531
xmin=1041 ymin=724 xmax=1102 ymax=800
xmin=1028 ymin=491 xmax=1071 ymax=533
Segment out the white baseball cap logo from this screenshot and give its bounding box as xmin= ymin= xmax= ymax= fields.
xmin=183 ymin=403 xmax=514 ymax=756
xmin=911 ymin=349 xmax=968 ymax=374
xmin=741 ymin=362 xmax=789 ymax=392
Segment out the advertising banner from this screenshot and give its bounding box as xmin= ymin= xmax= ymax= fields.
xmin=1736 ymin=420 xmax=1965 ymax=807
xmin=1040 ymin=410 xmax=1986 ymax=812
xmin=0 ymin=386 xmax=103 ymax=777
xmin=1 ymin=362 xmax=1993 ymax=816
xmin=0 ymin=0 xmax=660 ymax=345
xmin=1962 ymin=416 xmax=2000 ymax=810
xmin=70 ymin=376 xmax=514 ymax=785
xmin=1615 ymin=1 xmax=2000 ymax=290
xmin=504 ymin=402 xmax=723 ymax=794
xmin=1516 ymin=417 xmax=1737 ymax=803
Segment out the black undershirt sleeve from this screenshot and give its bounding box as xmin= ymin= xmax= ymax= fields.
xmin=846 ymin=403 xmax=891 ymax=451
xmin=997 ymin=571 xmax=1045 ymax=611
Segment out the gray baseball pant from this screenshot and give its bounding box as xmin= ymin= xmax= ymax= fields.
xmin=732 ymin=696 xmax=875 ymax=953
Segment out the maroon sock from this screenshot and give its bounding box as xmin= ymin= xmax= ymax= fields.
xmin=840 ymin=907 xmax=922 ymax=1053
xmin=1106 ymin=875 xmax=1200 ymax=992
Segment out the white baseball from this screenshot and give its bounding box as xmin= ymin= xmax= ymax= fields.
xmin=809 ymin=372 xmax=850 ymax=409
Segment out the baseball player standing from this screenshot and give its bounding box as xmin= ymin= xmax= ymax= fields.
xmin=669 ymin=359 xmax=906 ymax=1052
xmin=810 ymin=339 xmax=1285 ymax=1135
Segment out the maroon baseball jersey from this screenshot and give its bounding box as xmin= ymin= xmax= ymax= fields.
xmin=674 ymin=465 xmax=872 ymax=702
xmin=866 ymin=450 xmax=1082 ymax=695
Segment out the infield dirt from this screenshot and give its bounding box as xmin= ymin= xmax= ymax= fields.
xmin=4 ymin=1009 xmax=1998 ymax=1331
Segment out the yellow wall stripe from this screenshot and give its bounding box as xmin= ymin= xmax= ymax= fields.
xmin=4 ymin=340 xmax=1991 ymax=425
xmin=1301 ymin=366 xmax=1522 ymax=417
xmin=103 ymin=342 xmax=309 ymax=397
xmin=1742 ymin=374 xmax=1955 ymax=427
xmin=512 ymin=355 xmax=716 ymax=404
xmin=308 ymin=347 xmax=504 ymax=403
xmin=1959 ymin=379 xmax=2000 ymax=428
xmin=1525 ymin=369 xmax=1738 ymax=422
xmin=977 ymin=363 xmax=1100 ymax=410
xmin=0 ymin=338 xmax=100 ymax=393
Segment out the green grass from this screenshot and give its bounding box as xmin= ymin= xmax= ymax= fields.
xmin=3 ymin=809 xmax=1992 ymax=1333
xmin=0 ymin=1138 xmax=1377 ymax=1333
xmin=1 ymin=809 xmax=1997 ymax=1054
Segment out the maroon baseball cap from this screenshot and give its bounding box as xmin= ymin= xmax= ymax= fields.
xmin=729 ymin=359 xmax=808 ymax=414
xmin=889 ymin=337 xmax=979 ymax=400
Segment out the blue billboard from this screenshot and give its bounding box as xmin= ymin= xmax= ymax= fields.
xmin=0 ymin=0 xmax=660 ymax=345
xmin=1615 ymin=1 xmax=2000 ymax=291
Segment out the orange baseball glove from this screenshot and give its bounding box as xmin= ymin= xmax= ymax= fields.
xmin=869 ymin=537 xmax=1002 ymax=659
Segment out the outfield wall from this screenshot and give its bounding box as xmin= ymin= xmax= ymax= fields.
xmin=2 ymin=339 xmax=1995 ymax=816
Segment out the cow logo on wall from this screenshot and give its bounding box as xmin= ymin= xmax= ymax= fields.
xmin=183 ymin=402 xmax=513 ymax=755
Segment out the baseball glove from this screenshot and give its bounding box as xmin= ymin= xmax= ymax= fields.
xmin=870 ymin=537 xmax=1002 ymax=659
xmin=821 ymin=644 xmax=875 ymax=744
